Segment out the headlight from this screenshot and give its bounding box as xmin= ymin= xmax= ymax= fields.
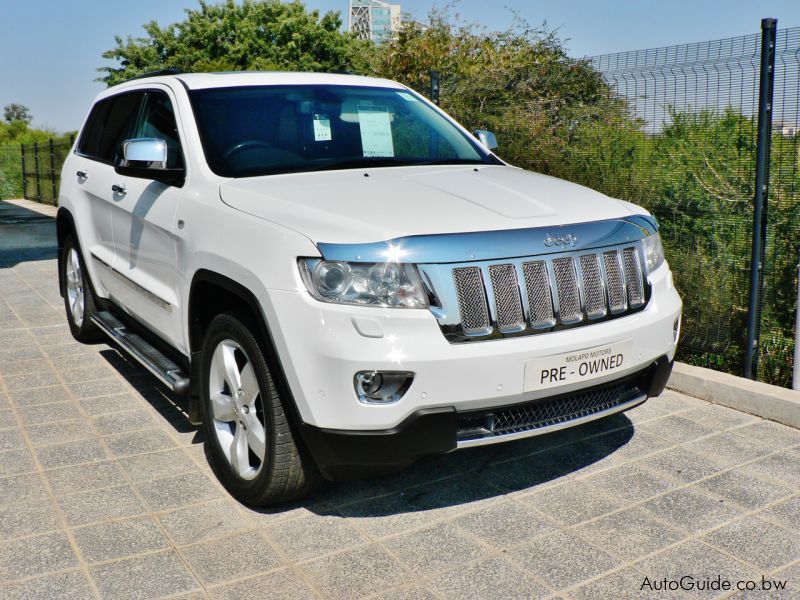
xmin=642 ymin=232 xmax=665 ymax=274
xmin=299 ymin=259 xmax=429 ymax=308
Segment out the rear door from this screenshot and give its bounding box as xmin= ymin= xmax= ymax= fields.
xmin=107 ymin=88 xmax=187 ymax=352
xmin=72 ymin=92 xmax=143 ymax=295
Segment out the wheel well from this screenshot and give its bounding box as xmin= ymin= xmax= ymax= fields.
xmin=187 ymin=269 xmax=306 ymax=428
xmin=188 ymin=276 xmax=260 ymax=353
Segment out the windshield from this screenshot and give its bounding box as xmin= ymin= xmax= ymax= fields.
xmin=188 ymin=85 xmax=498 ymax=177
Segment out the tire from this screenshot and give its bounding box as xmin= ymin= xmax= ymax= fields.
xmin=200 ymin=312 xmax=320 ymax=505
xmin=61 ymin=234 xmax=103 ymax=343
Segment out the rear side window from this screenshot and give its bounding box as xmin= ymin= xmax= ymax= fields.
xmin=76 ymin=100 xmax=111 ymax=159
xmin=76 ymin=92 xmax=143 ymax=163
xmin=97 ymin=93 xmax=142 ymax=163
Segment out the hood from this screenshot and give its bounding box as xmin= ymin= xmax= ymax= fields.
xmin=219 ymin=165 xmax=646 ymax=245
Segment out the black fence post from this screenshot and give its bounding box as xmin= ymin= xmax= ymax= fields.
xmin=33 ymin=141 xmax=41 ymax=202
xmin=20 ymin=143 xmax=27 ymax=199
xmin=49 ymin=138 xmax=57 ymax=204
xmin=430 ymin=70 xmax=440 ymax=106
xmin=744 ymin=17 xmax=777 ymax=380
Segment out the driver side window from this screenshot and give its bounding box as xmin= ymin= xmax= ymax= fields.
xmin=131 ymin=91 xmax=184 ymax=169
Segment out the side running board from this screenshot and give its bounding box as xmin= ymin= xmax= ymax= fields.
xmin=91 ymin=311 xmax=190 ymax=395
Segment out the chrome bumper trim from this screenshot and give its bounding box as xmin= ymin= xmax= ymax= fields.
xmin=455 ymin=392 xmax=647 ymax=449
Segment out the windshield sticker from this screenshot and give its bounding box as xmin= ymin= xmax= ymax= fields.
xmin=397 ymin=92 xmax=418 ymax=102
xmin=313 ymin=114 xmax=332 ymax=141
xmin=357 ymin=105 xmax=394 ymax=157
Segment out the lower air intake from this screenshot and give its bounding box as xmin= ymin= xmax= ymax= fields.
xmin=456 ymin=375 xmax=645 ymax=441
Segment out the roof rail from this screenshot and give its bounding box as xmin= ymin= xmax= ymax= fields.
xmin=122 ymin=68 xmax=184 ymax=83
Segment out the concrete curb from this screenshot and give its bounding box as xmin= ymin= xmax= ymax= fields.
xmin=3 ymin=198 xmax=58 ymax=217
xmin=668 ymin=362 xmax=800 ymax=429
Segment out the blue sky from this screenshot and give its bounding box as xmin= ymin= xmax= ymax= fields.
xmin=3 ymin=0 xmax=800 ymax=132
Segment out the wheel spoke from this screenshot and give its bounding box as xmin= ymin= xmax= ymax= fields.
xmin=70 ymin=249 xmax=80 ymax=275
xmin=71 ymin=295 xmax=81 ymax=318
xmin=240 ymin=362 xmax=259 ymax=405
xmin=244 ymin=413 xmax=266 ymax=459
xmin=210 ymin=391 xmax=236 ymax=422
xmin=215 ymin=343 xmax=241 ymax=393
xmin=230 ymin=423 xmax=249 ymax=477
xmin=66 ymin=269 xmax=77 ymax=285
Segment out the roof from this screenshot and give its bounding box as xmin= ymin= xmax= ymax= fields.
xmin=108 ymin=71 xmax=404 ymax=93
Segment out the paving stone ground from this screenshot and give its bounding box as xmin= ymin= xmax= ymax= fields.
xmin=0 ymin=209 xmax=798 ymax=598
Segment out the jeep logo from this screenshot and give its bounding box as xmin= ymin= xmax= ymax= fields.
xmin=544 ymin=233 xmax=578 ymax=248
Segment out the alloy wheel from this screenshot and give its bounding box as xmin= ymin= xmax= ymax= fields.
xmin=208 ymin=339 xmax=267 ymax=480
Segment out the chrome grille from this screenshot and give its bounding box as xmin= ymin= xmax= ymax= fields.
xmin=522 ymin=261 xmax=555 ymax=329
xmin=452 ymin=267 xmax=490 ymax=334
xmin=552 ymin=257 xmax=582 ymax=324
xmin=579 ymin=254 xmax=606 ymax=319
xmin=445 ymin=244 xmax=648 ymax=341
xmin=603 ymin=250 xmax=626 ymax=314
xmin=488 ymin=264 xmax=524 ymax=331
xmin=623 ymin=248 xmax=645 ymax=308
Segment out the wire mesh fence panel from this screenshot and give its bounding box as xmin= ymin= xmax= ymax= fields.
xmin=19 ymin=138 xmax=73 ymax=205
xmin=759 ymin=27 xmax=800 ymax=386
xmin=435 ymin=25 xmax=799 ymax=386
xmin=587 ymin=32 xmax=764 ymax=380
xmin=0 ymin=144 xmax=23 ymax=200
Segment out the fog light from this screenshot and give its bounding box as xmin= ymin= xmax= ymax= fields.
xmin=673 ymin=315 xmax=682 ymax=343
xmin=354 ymin=370 xmax=414 ymax=404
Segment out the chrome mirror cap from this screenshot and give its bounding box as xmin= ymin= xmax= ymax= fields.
xmin=121 ymin=138 xmax=168 ymax=168
xmin=473 ymin=129 xmax=498 ymax=150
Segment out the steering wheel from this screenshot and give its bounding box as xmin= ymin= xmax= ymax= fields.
xmin=223 ymin=140 xmax=274 ymax=160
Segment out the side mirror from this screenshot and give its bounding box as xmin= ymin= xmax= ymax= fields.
xmin=115 ymin=138 xmax=184 ymax=186
xmin=473 ymin=129 xmax=498 ymax=151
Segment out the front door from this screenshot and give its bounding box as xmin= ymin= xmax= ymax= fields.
xmin=107 ymin=88 xmax=187 ymax=353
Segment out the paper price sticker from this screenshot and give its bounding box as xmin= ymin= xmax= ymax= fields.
xmin=313 ymin=114 xmax=332 ymax=141
xmin=357 ymin=106 xmax=394 ymax=157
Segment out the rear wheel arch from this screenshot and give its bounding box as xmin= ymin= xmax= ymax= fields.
xmin=56 ymin=208 xmax=77 ymax=297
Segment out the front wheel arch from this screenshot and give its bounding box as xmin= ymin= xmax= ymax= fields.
xmin=187 ymin=270 xmax=306 ymax=431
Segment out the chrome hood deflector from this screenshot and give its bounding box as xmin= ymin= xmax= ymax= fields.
xmin=316 ymin=216 xmax=658 ymax=264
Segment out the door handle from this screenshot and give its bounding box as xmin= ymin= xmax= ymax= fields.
xmin=76 ymin=170 xmax=88 ymax=179
xmin=111 ymin=184 xmax=126 ymax=195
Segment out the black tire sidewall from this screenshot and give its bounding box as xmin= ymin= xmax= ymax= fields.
xmin=200 ymin=313 xmax=278 ymax=502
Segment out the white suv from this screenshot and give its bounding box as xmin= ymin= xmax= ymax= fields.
xmin=58 ymin=71 xmax=682 ymax=505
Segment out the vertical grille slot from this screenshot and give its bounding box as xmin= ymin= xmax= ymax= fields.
xmin=579 ymin=254 xmax=607 ymax=319
xmin=452 ymin=267 xmax=490 ymax=334
xmin=552 ymin=257 xmax=582 ymax=324
xmin=623 ymin=247 xmax=645 ymax=308
xmin=603 ymin=250 xmax=627 ymax=314
xmin=488 ymin=264 xmax=524 ymax=331
xmin=522 ymin=261 xmax=555 ymax=329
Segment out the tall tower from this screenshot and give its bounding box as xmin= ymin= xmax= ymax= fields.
xmin=348 ymin=0 xmax=402 ymax=43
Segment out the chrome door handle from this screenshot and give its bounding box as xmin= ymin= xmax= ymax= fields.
xmin=111 ymin=184 xmax=126 ymax=195
xmin=76 ymin=170 xmax=88 ymax=179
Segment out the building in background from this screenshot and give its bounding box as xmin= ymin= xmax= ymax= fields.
xmin=348 ymin=0 xmax=402 ymax=43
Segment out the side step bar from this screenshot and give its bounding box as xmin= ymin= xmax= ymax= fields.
xmin=91 ymin=311 xmax=190 ymax=395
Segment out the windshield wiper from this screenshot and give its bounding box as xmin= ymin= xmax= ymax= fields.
xmin=299 ymin=158 xmax=418 ymax=173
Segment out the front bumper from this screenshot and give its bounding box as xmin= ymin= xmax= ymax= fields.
xmin=266 ymin=262 xmax=681 ymax=431
xmin=301 ymin=357 xmax=673 ymax=480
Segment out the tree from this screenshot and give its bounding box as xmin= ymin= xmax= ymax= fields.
xmin=98 ymin=0 xmax=363 ymax=86
xmin=354 ymin=8 xmax=624 ymax=177
xmin=3 ymin=103 xmax=32 ymax=124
